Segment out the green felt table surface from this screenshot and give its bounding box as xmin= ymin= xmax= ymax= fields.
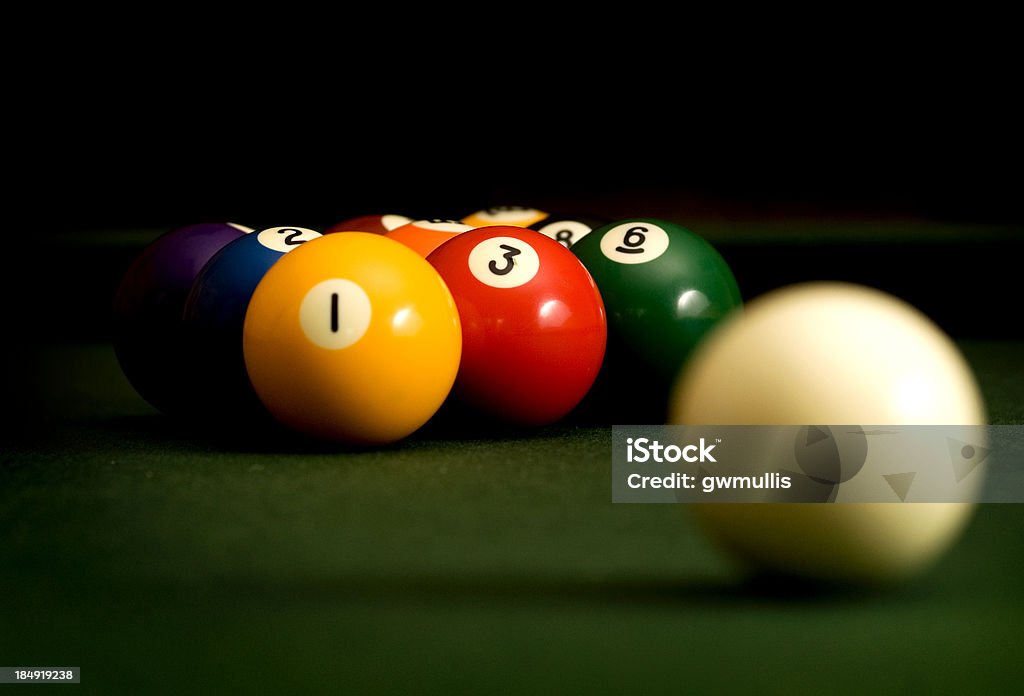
xmin=2 ymin=339 xmax=1023 ymax=695
xmin=2 ymin=218 xmax=1023 ymax=694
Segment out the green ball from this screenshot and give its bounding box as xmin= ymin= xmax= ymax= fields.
xmin=571 ymin=218 xmax=742 ymax=421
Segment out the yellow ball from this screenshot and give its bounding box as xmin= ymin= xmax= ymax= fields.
xmin=669 ymin=282 xmax=987 ymax=585
xmin=462 ymin=205 xmax=548 ymax=228
xmin=243 ymin=233 xmax=462 ymax=445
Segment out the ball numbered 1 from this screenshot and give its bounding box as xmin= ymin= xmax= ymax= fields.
xmin=243 ymin=233 xmax=462 ymax=445
xmin=571 ymin=218 xmax=742 ymax=421
xmin=427 ymin=226 xmax=606 ymax=426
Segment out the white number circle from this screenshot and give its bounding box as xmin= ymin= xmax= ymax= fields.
xmin=468 ymin=236 xmax=540 ymax=289
xmin=413 ymin=220 xmax=473 ymax=233
xmin=599 ymin=222 xmax=670 ymax=264
xmin=257 ymin=226 xmax=322 ymax=253
xmin=471 ymin=206 xmax=544 ymax=224
xmin=381 ymin=214 xmax=413 ymax=231
xmin=534 ymin=219 xmax=593 ymax=248
xmin=300 ymin=279 xmax=372 ymax=350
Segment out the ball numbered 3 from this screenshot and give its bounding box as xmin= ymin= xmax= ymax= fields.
xmin=243 ymin=233 xmax=462 ymax=445
xmin=428 ymin=226 xmax=606 ymax=426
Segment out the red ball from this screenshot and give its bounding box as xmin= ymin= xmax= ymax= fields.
xmin=427 ymin=226 xmax=607 ymax=426
xmin=323 ymin=214 xmax=412 ymax=235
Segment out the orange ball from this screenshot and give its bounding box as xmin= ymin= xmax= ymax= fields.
xmin=384 ymin=218 xmax=475 ymax=257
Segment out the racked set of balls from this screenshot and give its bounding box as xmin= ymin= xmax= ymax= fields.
xmin=113 ymin=207 xmax=630 ymax=444
xmin=112 ymin=205 xmax=989 ymax=586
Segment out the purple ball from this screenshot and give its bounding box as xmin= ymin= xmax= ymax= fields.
xmin=113 ymin=222 xmax=252 ymax=415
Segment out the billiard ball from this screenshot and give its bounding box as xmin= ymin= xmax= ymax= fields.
xmin=669 ymin=282 xmax=987 ymax=585
xmin=182 ymin=226 xmax=322 ymax=420
xmin=792 ymin=425 xmax=869 ymax=493
xmin=113 ymin=221 xmax=253 ymax=415
xmin=323 ymin=214 xmax=412 ymax=235
xmin=462 ymin=205 xmax=548 ymax=229
xmin=243 ymin=233 xmax=462 ymax=444
xmin=570 ymin=218 xmax=742 ymax=423
xmin=427 ymin=226 xmax=606 ymax=426
xmin=528 ymin=214 xmax=606 ymax=249
xmin=385 ymin=218 xmax=475 ymax=257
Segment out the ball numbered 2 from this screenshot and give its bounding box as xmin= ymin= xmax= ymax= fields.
xmin=182 ymin=226 xmax=321 ymax=420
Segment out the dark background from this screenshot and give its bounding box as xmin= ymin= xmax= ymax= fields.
xmin=13 ymin=55 xmax=1023 ymax=343
xmin=40 ymin=107 xmax=1023 ymax=231
xmin=13 ymin=10 xmax=1019 ymax=232
xmin=23 ymin=50 xmax=1022 ymax=233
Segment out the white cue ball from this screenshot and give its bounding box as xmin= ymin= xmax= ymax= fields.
xmin=669 ymin=282 xmax=987 ymax=585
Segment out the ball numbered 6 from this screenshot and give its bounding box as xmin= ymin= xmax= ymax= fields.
xmin=242 ymin=233 xmax=462 ymax=445
xmin=571 ymin=218 xmax=742 ymax=421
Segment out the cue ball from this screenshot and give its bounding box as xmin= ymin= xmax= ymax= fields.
xmin=242 ymin=233 xmax=462 ymax=445
xmin=669 ymin=282 xmax=987 ymax=585
xmin=182 ymin=226 xmax=322 ymax=420
xmin=113 ymin=221 xmax=253 ymax=415
xmin=427 ymin=226 xmax=607 ymax=426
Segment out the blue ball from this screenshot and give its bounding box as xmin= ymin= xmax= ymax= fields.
xmin=182 ymin=226 xmax=322 ymax=420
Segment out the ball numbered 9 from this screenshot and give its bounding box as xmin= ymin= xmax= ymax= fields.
xmin=462 ymin=205 xmax=549 ymax=229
